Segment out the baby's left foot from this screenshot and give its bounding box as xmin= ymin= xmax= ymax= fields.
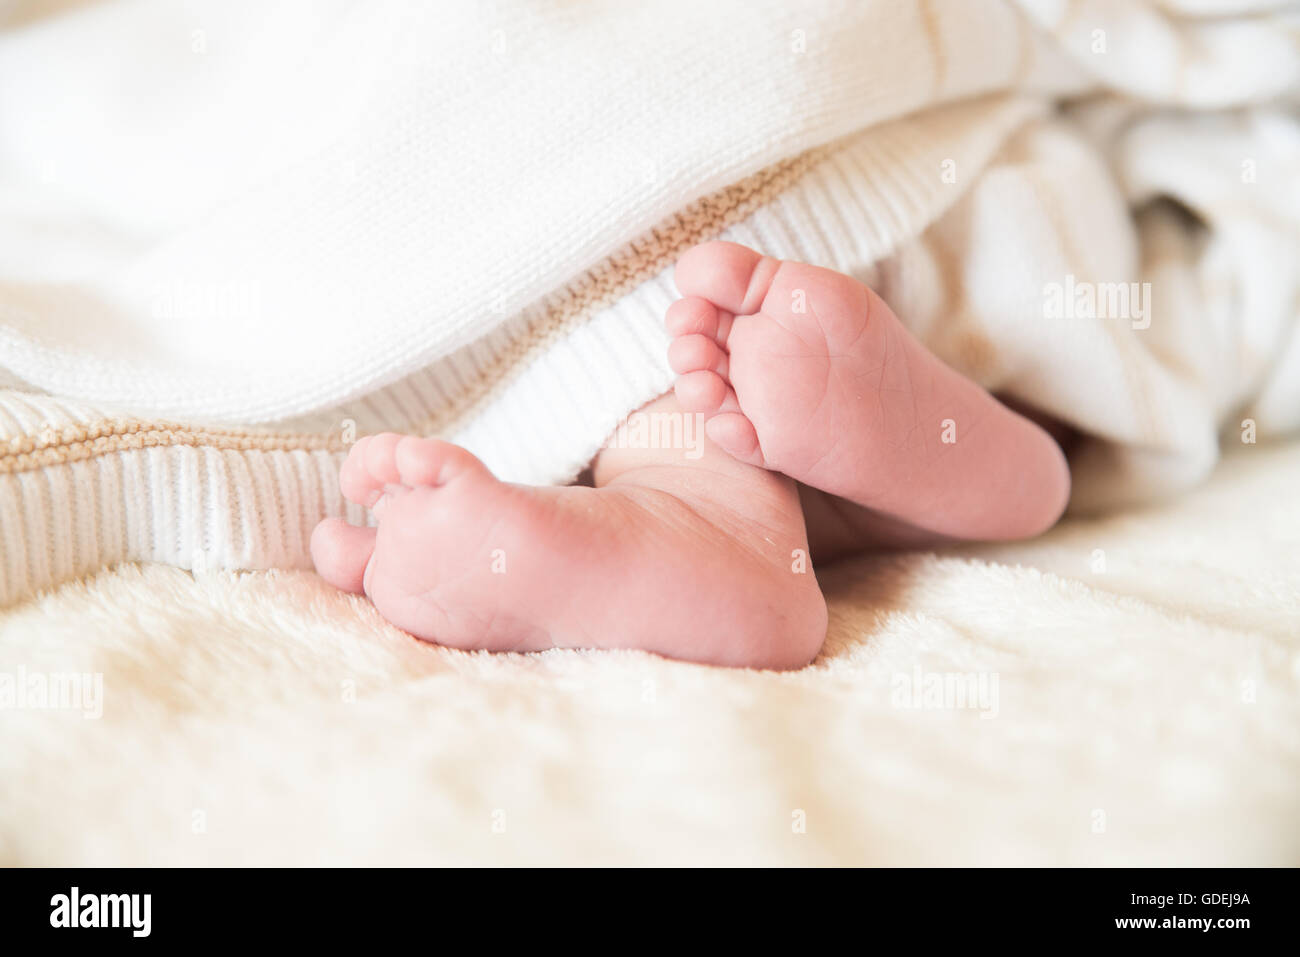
xmin=667 ymin=241 xmax=1070 ymax=541
xmin=310 ymin=411 xmax=826 ymax=669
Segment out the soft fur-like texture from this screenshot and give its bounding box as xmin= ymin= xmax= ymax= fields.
xmin=2 ymin=442 xmax=1296 ymax=866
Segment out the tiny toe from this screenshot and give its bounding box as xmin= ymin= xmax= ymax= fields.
xmin=668 ymin=333 xmax=728 ymax=377
xmin=394 ymin=435 xmax=490 ymax=486
xmin=665 ymin=297 xmax=719 ymax=338
xmin=364 ymin=433 xmax=404 ymax=486
xmin=675 ymin=240 xmax=782 ymax=316
xmin=340 ymin=436 xmax=381 ymax=506
xmin=705 ymin=413 xmax=765 ymax=468
xmin=674 ymin=370 xmax=729 ymax=414
xmin=311 ymin=518 xmax=376 ymax=594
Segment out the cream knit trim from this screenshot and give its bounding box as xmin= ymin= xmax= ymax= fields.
xmin=0 ymin=418 xmax=350 ymax=475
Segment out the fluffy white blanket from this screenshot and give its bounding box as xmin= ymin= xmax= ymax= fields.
xmin=2 ymin=440 xmax=1296 ymax=865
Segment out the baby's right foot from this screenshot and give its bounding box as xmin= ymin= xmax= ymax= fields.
xmin=667 ymin=241 xmax=1069 ymax=541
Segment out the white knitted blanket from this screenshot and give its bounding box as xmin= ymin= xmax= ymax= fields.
xmin=1 ymin=0 xmax=1298 ymax=603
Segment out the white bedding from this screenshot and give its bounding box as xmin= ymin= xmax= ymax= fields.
xmin=3 ymin=440 xmax=1296 ymax=866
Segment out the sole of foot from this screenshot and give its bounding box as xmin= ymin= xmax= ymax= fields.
xmin=667 ymin=241 xmax=1070 ymax=541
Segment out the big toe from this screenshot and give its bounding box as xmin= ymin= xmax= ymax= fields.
xmin=311 ymin=518 xmax=376 ymax=594
xmin=674 ymin=240 xmax=782 ymax=316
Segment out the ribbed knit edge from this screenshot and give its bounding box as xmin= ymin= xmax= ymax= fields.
xmin=0 ymin=390 xmax=369 ymax=605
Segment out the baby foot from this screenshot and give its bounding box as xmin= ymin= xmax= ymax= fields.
xmin=667 ymin=241 xmax=1069 ymax=540
xmin=310 ymin=431 xmax=826 ymax=668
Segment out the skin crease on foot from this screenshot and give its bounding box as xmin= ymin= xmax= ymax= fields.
xmin=312 ymin=241 xmax=1071 ymax=669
